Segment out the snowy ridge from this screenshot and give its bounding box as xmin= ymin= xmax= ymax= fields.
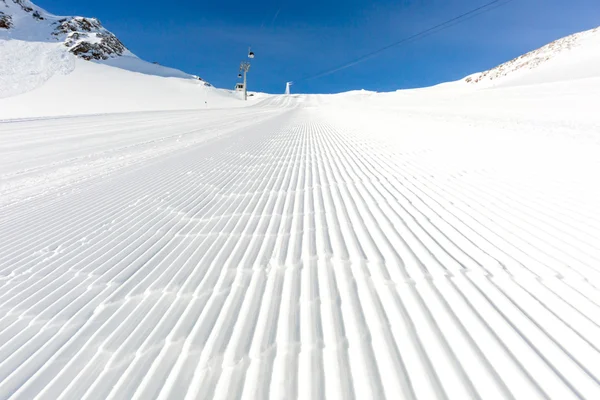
xmin=465 ymin=26 xmax=600 ymax=86
xmin=1 ymin=95 xmax=600 ymax=399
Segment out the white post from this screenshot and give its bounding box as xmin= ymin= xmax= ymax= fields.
xmin=239 ymin=61 xmax=251 ymax=101
xmin=285 ymin=82 xmax=292 ymax=95
xmin=243 ymin=69 xmax=248 ymax=101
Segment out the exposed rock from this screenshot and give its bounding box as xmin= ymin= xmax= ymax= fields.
xmin=12 ymin=0 xmax=34 ymax=13
xmin=53 ymin=17 xmax=103 ymax=35
xmin=0 ymin=14 xmax=12 ymax=29
xmin=50 ymin=18 xmax=126 ymax=59
xmin=68 ymin=32 xmax=125 ymax=60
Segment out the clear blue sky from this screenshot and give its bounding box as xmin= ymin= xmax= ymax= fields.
xmin=37 ymin=0 xmax=600 ymax=94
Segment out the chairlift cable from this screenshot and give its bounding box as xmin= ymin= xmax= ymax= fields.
xmin=295 ymin=0 xmax=516 ymax=83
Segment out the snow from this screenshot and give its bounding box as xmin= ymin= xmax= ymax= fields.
xmin=0 ymin=40 xmax=74 ymax=98
xmin=1 ymin=10 xmax=600 ymax=400
xmin=2 ymin=87 xmax=600 ymax=399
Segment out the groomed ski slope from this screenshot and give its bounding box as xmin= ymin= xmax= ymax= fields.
xmin=1 ymin=91 xmax=600 ymax=400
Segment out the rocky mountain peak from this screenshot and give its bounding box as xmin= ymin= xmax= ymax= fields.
xmin=0 ymin=0 xmax=127 ymax=60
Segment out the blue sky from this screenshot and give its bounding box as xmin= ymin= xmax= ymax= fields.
xmin=37 ymin=0 xmax=600 ymax=94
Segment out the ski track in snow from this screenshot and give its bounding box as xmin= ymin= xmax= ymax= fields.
xmin=1 ymin=96 xmax=600 ymax=399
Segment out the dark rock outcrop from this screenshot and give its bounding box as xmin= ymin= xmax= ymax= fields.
xmin=53 ymin=17 xmax=126 ymax=60
xmin=12 ymin=0 xmax=34 ymax=13
xmin=0 ymin=14 xmax=13 ymax=29
xmin=67 ymin=32 xmax=126 ymax=60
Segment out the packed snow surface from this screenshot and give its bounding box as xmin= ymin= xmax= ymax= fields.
xmin=1 ymin=77 xmax=600 ymax=399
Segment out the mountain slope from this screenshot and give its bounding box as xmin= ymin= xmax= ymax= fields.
xmin=0 ymin=0 xmax=200 ymax=80
xmin=0 ymin=51 xmax=247 ymax=119
xmin=465 ymin=26 xmax=600 ymax=87
xmin=0 ymin=1 xmax=249 ymax=118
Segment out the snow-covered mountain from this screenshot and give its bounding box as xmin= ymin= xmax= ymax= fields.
xmin=0 ymin=0 xmax=127 ymax=60
xmin=0 ymin=0 xmax=250 ymax=118
xmin=0 ymin=0 xmax=202 ymax=80
xmin=464 ymin=26 xmax=600 ymax=87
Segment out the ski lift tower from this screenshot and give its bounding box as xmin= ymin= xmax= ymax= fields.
xmin=239 ymin=61 xmax=251 ymax=100
xmin=285 ymin=81 xmax=293 ymax=95
xmin=239 ymin=47 xmax=255 ymax=101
